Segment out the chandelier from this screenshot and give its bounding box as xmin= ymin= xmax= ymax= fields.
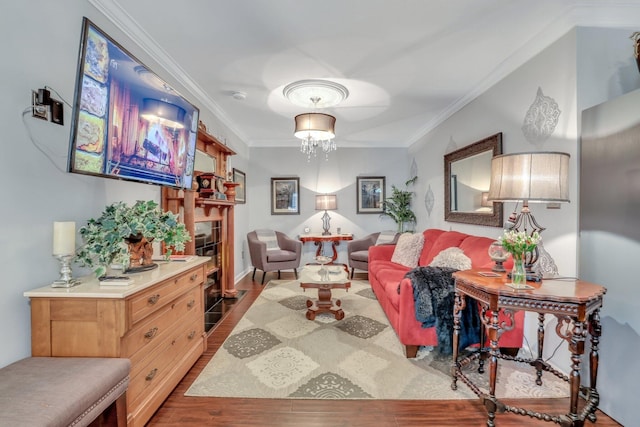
xmin=284 ymin=79 xmax=348 ymax=160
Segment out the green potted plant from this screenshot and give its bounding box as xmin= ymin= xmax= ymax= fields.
xmin=381 ymin=176 xmax=417 ymax=232
xmin=76 ymin=200 xmax=191 ymax=277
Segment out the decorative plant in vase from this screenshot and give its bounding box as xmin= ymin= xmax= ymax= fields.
xmin=76 ymin=200 xmax=191 ymax=278
xmin=499 ymin=229 xmax=541 ymax=288
xmin=381 ymin=176 xmax=417 ymax=232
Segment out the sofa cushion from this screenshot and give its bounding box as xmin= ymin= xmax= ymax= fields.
xmin=420 ymin=231 xmax=468 ymax=266
xmin=255 ymin=229 xmax=280 ymax=251
xmin=459 ymin=235 xmax=503 ymax=269
xmin=350 ymin=250 xmax=369 ymax=262
xmin=418 ymin=229 xmax=447 ymax=266
xmin=391 ymin=233 xmax=424 ymax=268
xmin=429 ymin=247 xmax=472 ymax=271
xmin=266 ymin=249 xmax=297 ymax=262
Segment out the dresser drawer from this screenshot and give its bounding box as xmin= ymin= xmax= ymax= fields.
xmin=127 ymin=315 xmax=203 ymax=409
xmin=129 ymin=265 xmax=204 ymax=324
xmin=122 ymin=285 xmax=201 ymax=361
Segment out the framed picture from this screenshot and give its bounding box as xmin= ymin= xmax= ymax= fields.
xmin=232 ymin=168 xmax=246 ymax=204
xmin=357 ymin=176 xmax=385 ymax=214
xmin=271 ymin=177 xmax=299 ymax=215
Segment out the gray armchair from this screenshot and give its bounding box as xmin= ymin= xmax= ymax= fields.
xmin=347 ymin=231 xmax=400 ymax=278
xmin=247 ymin=230 xmax=302 ymax=284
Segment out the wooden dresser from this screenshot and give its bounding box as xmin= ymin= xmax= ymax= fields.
xmin=24 ymin=258 xmax=208 ymax=427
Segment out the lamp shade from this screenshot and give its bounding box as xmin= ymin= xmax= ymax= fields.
xmin=294 ymin=113 xmax=336 ymax=141
xmin=487 ymin=152 xmax=570 ymax=203
xmin=315 ymin=194 xmax=337 ymax=210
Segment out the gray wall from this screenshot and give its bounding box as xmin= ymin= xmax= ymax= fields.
xmin=580 ymin=88 xmax=640 ymax=427
xmin=0 ymin=0 xmax=248 ymax=367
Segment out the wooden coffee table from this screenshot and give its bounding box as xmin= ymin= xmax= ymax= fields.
xmin=299 ymin=264 xmax=350 ymax=320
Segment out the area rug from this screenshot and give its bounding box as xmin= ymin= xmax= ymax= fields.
xmin=186 ymin=279 xmax=569 ymax=400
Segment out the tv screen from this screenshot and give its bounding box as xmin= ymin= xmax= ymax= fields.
xmin=68 ymin=17 xmax=199 ymax=190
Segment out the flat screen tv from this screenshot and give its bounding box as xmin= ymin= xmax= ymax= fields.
xmin=68 ymin=17 xmax=199 ymax=190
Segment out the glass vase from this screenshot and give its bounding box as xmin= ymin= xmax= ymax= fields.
xmin=510 ymin=253 xmax=527 ymax=288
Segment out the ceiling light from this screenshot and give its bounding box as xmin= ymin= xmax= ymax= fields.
xmin=285 ymin=80 xmax=348 ymax=161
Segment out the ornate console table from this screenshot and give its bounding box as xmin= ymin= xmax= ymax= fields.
xmin=451 ymin=270 xmax=607 ymax=427
xmin=299 ymin=233 xmax=353 ymax=262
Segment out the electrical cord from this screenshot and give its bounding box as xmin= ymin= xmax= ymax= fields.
xmin=44 ymin=85 xmax=72 ymax=108
xmin=21 ymin=106 xmax=67 ymax=174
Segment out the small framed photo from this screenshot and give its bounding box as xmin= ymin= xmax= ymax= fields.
xmin=357 ymin=176 xmax=385 ymax=214
xmin=271 ymin=177 xmax=300 ymax=215
xmin=233 ymin=168 xmax=246 ymax=204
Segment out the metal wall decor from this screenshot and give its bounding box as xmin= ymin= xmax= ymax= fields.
xmin=522 ymin=87 xmax=561 ymax=145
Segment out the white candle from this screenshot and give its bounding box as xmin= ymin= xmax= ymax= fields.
xmin=53 ymin=221 xmax=76 ymax=255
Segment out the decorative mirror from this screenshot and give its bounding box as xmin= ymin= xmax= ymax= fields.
xmin=444 ymin=133 xmax=503 ymax=227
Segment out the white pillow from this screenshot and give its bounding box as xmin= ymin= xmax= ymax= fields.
xmin=391 ymin=233 xmax=424 ymax=268
xmin=375 ymin=230 xmax=398 ymax=245
xmin=429 ymin=247 xmax=472 ymax=271
xmin=255 ymin=229 xmax=280 ymax=251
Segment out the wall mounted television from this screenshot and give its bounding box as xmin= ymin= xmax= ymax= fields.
xmin=68 ymin=17 xmax=199 ymax=190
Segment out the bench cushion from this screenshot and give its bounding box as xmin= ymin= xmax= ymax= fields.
xmin=0 ymin=357 xmax=130 ymax=427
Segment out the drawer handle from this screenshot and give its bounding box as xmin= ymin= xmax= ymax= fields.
xmin=190 ymin=273 xmax=198 ymax=281
xmin=187 ymin=299 xmax=196 ymax=309
xmin=144 ymin=327 xmax=158 ymax=340
xmin=145 ymin=368 xmax=158 ymax=381
xmin=148 ymin=294 xmax=160 ymax=305
xmin=188 ymin=330 xmax=196 ymax=340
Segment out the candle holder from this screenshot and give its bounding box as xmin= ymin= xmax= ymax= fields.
xmin=51 ymin=254 xmax=81 ymax=288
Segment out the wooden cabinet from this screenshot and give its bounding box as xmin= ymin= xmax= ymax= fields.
xmin=24 ymin=259 xmax=208 ymax=427
xmin=162 ymin=129 xmax=237 ymax=298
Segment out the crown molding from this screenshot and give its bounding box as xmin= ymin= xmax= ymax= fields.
xmin=405 ymin=1 xmax=640 ymax=147
xmin=88 ymin=0 xmax=249 ymax=144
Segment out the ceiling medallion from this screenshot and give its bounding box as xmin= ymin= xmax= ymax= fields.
xmin=283 ymin=79 xmax=349 ymax=108
xmin=284 ymin=79 xmax=349 ymax=161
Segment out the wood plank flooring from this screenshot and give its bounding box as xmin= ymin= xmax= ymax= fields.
xmin=147 ymin=271 xmax=622 ymax=426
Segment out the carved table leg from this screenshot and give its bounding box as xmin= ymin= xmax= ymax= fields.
xmin=587 ymin=309 xmax=602 ymax=423
xmin=568 ymin=318 xmax=587 ymax=423
xmin=536 ymin=312 xmax=545 ymax=386
xmin=451 ymin=291 xmax=463 ymax=390
xmin=485 ymin=308 xmax=500 ymax=427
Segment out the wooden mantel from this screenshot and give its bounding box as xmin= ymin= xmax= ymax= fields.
xmin=162 ymin=129 xmax=237 ymax=297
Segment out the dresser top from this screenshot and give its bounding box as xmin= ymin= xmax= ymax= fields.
xmin=24 ymin=257 xmax=209 ymax=299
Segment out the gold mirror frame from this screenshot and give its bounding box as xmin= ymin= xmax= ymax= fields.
xmin=444 ymin=133 xmax=503 ymax=227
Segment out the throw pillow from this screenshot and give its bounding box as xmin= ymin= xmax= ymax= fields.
xmin=375 ymin=230 xmax=398 ymax=245
xmin=391 ymin=233 xmax=425 ymax=268
xmin=255 ymin=229 xmax=280 ymax=251
xmin=429 ymin=247 xmax=472 ymax=271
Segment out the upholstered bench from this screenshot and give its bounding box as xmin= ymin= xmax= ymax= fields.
xmin=0 ymin=357 xmax=130 ymax=427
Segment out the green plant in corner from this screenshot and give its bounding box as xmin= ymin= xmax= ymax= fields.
xmin=381 ymin=176 xmax=417 ymax=232
xmin=75 ymin=200 xmax=191 ymax=278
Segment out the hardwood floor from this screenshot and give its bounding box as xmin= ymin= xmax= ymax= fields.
xmin=147 ymin=272 xmax=622 ymax=426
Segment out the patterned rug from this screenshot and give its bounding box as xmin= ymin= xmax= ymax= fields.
xmin=185 ymin=279 xmax=569 ymax=400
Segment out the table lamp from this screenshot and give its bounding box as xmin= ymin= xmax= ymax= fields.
xmin=487 ymin=151 xmax=570 ymax=278
xmin=315 ymin=194 xmax=337 ymax=236
xmin=51 ymin=221 xmax=81 ymax=288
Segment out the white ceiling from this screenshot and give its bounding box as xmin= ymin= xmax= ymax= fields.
xmin=93 ymin=0 xmax=640 ymax=148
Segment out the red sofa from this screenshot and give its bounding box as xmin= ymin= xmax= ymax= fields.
xmin=368 ymin=228 xmax=524 ymax=358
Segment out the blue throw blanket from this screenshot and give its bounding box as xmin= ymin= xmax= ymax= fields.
xmin=403 ymin=266 xmax=480 ymax=355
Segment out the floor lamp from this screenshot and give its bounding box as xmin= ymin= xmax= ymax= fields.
xmin=487 ymin=152 xmax=570 ymax=279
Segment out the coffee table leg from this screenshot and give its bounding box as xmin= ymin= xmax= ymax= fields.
xmin=305 ymin=287 xmax=345 ymax=320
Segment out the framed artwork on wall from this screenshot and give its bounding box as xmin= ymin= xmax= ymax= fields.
xmin=233 ymin=168 xmax=246 ymax=204
xmin=271 ymin=177 xmax=300 ymax=215
xmin=357 ymin=176 xmax=385 ymax=214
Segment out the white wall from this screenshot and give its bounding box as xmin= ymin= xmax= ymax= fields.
xmin=0 ymin=0 xmax=248 ymax=367
xmin=245 ymin=147 xmax=409 ymax=267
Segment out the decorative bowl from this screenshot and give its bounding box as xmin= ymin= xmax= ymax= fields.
xmin=315 ymin=256 xmax=331 ymax=265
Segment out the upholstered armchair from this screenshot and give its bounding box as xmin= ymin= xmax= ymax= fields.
xmin=347 ymin=231 xmax=400 ymax=278
xmin=247 ymin=230 xmax=302 ymax=284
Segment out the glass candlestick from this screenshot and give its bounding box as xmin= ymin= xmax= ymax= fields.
xmin=51 ymin=254 xmax=82 ymax=288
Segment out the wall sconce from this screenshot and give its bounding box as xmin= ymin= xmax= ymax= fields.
xmin=315 ymin=195 xmax=337 ymax=235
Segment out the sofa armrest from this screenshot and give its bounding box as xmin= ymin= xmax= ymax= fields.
xmin=369 ymin=244 xmax=396 ymax=263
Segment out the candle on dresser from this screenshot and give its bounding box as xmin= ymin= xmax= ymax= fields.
xmin=53 ymin=221 xmax=76 ymax=255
